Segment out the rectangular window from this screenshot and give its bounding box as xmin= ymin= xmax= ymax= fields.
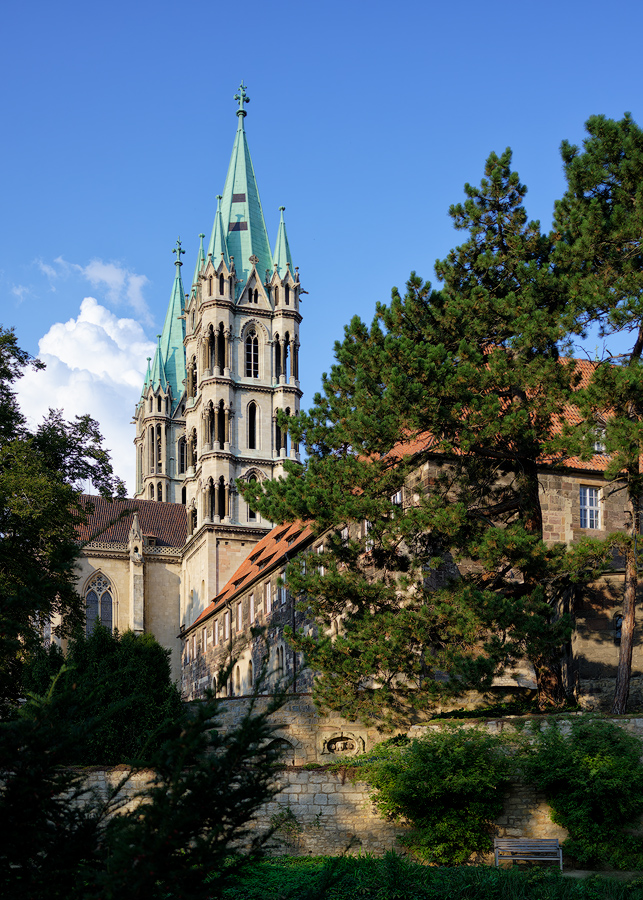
xmin=280 ymin=577 xmax=287 ymax=605
xmin=224 ymin=610 xmax=230 ymax=640
xmin=237 ymin=602 xmax=243 ymax=632
xmin=249 ymin=593 xmax=255 ymax=622
xmin=341 ymin=526 xmax=349 ymax=543
xmin=192 ymin=634 xmax=197 ymax=659
xmin=265 ymin=581 xmax=272 ymax=614
xmin=391 ymin=489 xmax=403 ymax=507
xmin=214 ymin=619 xmax=219 ymax=646
xmin=316 ymin=544 xmax=325 ymax=576
xmin=202 ymin=626 xmax=207 ymax=648
xmin=580 ymin=486 xmax=600 ymax=529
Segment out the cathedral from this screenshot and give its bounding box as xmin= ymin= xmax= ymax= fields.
xmin=76 ymin=84 xmax=302 ymax=681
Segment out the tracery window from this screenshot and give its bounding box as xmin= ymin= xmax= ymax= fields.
xmin=245 ymin=330 xmax=259 ymax=378
xmin=85 ymin=573 xmax=113 ymax=634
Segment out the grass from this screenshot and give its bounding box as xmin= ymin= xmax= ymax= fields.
xmin=221 ymin=855 xmax=643 ymax=900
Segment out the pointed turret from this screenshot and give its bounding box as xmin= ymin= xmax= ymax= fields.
xmin=140 ymin=356 xmax=152 ymax=398
xmin=206 ymin=196 xmax=230 ymax=269
xmin=208 ymin=82 xmax=273 ymax=297
xmin=190 ymin=233 xmax=206 ymax=298
xmin=273 ymin=206 xmax=294 ymax=279
xmin=150 ymin=333 xmax=169 ymax=391
xmin=156 ymin=239 xmax=187 ymax=407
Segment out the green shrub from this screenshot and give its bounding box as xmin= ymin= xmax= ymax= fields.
xmin=22 ymin=625 xmax=184 ymax=765
xmin=359 ymin=727 xmax=511 ymax=865
xmin=519 ymin=716 xmax=643 ymax=869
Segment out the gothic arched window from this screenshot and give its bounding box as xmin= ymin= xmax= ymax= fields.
xmin=285 ymin=284 xmax=290 ymax=305
xmin=178 ymin=437 xmax=186 ymax=474
xmin=274 ymin=286 xmax=279 ymax=305
xmin=157 ymin=396 xmax=162 ymax=413
xmin=219 ymin=273 xmax=225 ymax=295
xmin=248 ymin=474 xmax=257 ymax=522
xmin=248 ymin=401 xmax=257 ymax=449
xmin=85 ymin=573 xmax=113 ymax=634
xmin=245 ymin=330 xmax=259 ymax=378
xmin=253 ymin=289 xmax=258 ymax=304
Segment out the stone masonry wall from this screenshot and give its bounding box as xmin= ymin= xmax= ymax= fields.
xmin=77 ymin=715 xmax=643 ymax=858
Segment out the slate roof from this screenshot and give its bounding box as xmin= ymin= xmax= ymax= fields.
xmin=190 ymin=520 xmax=315 ymax=630
xmin=78 ymin=495 xmax=188 ymax=547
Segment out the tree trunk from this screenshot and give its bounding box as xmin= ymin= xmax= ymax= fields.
xmin=612 ymin=517 xmax=638 ymax=714
xmin=535 ymin=657 xmax=566 ymax=709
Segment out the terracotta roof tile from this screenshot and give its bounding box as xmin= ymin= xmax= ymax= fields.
xmin=190 ymin=520 xmax=315 ymax=629
xmin=78 ymin=495 xmax=188 ymax=547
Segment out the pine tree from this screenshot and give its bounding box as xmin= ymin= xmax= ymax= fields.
xmin=242 ymin=151 xmax=599 ymax=724
xmin=554 ymin=113 xmax=643 ymax=713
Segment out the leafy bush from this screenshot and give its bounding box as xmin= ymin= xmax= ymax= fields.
xmin=519 ymin=717 xmax=643 ymax=869
xmin=22 ymin=625 xmax=184 ymax=764
xmin=358 ymin=727 xmax=511 ymax=865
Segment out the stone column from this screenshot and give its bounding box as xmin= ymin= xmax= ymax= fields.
xmin=128 ymin=513 xmax=145 ymax=634
xmin=214 ymin=481 xmax=220 ymax=522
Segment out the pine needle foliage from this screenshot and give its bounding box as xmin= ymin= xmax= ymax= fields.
xmin=240 ymin=151 xmax=608 ymax=723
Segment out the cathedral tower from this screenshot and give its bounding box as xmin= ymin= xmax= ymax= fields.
xmin=134 ymin=83 xmax=303 ymax=628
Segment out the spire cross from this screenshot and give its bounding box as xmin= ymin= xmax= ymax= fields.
xmin=235 ymin=82 xmax=250 ymax=119
xmin=173 ymin=237 xmax=185 ymax=266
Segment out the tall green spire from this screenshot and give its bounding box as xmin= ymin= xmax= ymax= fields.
xmin=208 ymin=82 xmax=273 ymax=296
xmin=273 ymin=206 xmax=294 ymax=278
xmin=207 ymin=196 xmax=230 ymax=269
xmin=190 ymin=233 xmax=206 ymax=298
xmin=144 ymin=238 xmax=187 ymax=408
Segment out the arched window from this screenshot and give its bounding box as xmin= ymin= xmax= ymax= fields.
xmin=157 ymin=396 xmax=162 ymax=413
xmin=248 ymin=401 xmax=257 ymax=450
xmin=219 ymin=273 xmax=225 ymax=295
xmin=247 ymin=659 xmax=253 ymax=688
xmin=158 ymin=482 xmax=163 ymax=502
xmin=235 ymin=665 xmax=241 ymax=695
xmin=209 ymin=275 xmax=213 ymax=295
xmin=217 ymin=475 xmax=226 ymax=520
xmin=149 ymin=397 xmax=153 ymax=412
xmin=85 ymin=573 xmax=113 ymax=635
xmin=150 ymin=483 xmax=155 ymax=500
xmin=181 ymin=486 xmax=187 ymax=505
xmin=245 ymin=330 xmax=259 ymax=378
xmin=285 ymin=284 xmax=290 ymax=305
xmin=254 ymin=289 xmax=258 ymax=304
xmin=248 ymin=475 xmax=257 ymax=522
xmin=274 ymin=286 xmax=279 ymax=305
xmin=179 ymin=437 xmax=186 ymax=474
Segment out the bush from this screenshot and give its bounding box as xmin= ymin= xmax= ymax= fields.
xmin=0 ymin=658 xmax=287 ymax=900
xmin=519 ymin=716 xmax=643 ymax=869
xmin=22 ymin=625 xmax=184 ymax=764
xmin=359 ymin=727 xmax=511 ymax=865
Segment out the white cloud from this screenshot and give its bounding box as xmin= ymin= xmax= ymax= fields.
xmin=35 ymin=256 xmax=152 ymax=322
xmin=16 ymin=298 xmax=155 ymax=495
xmin=11 ymin=284 xmax=30 ymax=302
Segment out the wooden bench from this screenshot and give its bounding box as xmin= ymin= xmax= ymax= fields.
xmin=494 ymin=838 xmax=563 ymax=870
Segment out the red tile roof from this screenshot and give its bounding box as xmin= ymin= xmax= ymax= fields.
xmin=386 ymin=358 xmax=613 ymax=473
xmin=190 ymin=520 xmax=315 ymax=630
xmin=78 ymin=495 xmax=188 ymax=547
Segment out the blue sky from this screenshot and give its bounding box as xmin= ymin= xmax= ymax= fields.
xmin=2 ymin=0 xmax=642 ymax=491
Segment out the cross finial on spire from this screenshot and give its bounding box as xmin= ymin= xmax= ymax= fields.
xmin=173 ymin=237 xmax=185 ymax=266
xmin=234 ymin=82 xmax=250 ymax=121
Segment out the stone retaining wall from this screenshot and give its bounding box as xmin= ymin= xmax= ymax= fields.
xmin=75 ymin=715 xmax=643 ymax=857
